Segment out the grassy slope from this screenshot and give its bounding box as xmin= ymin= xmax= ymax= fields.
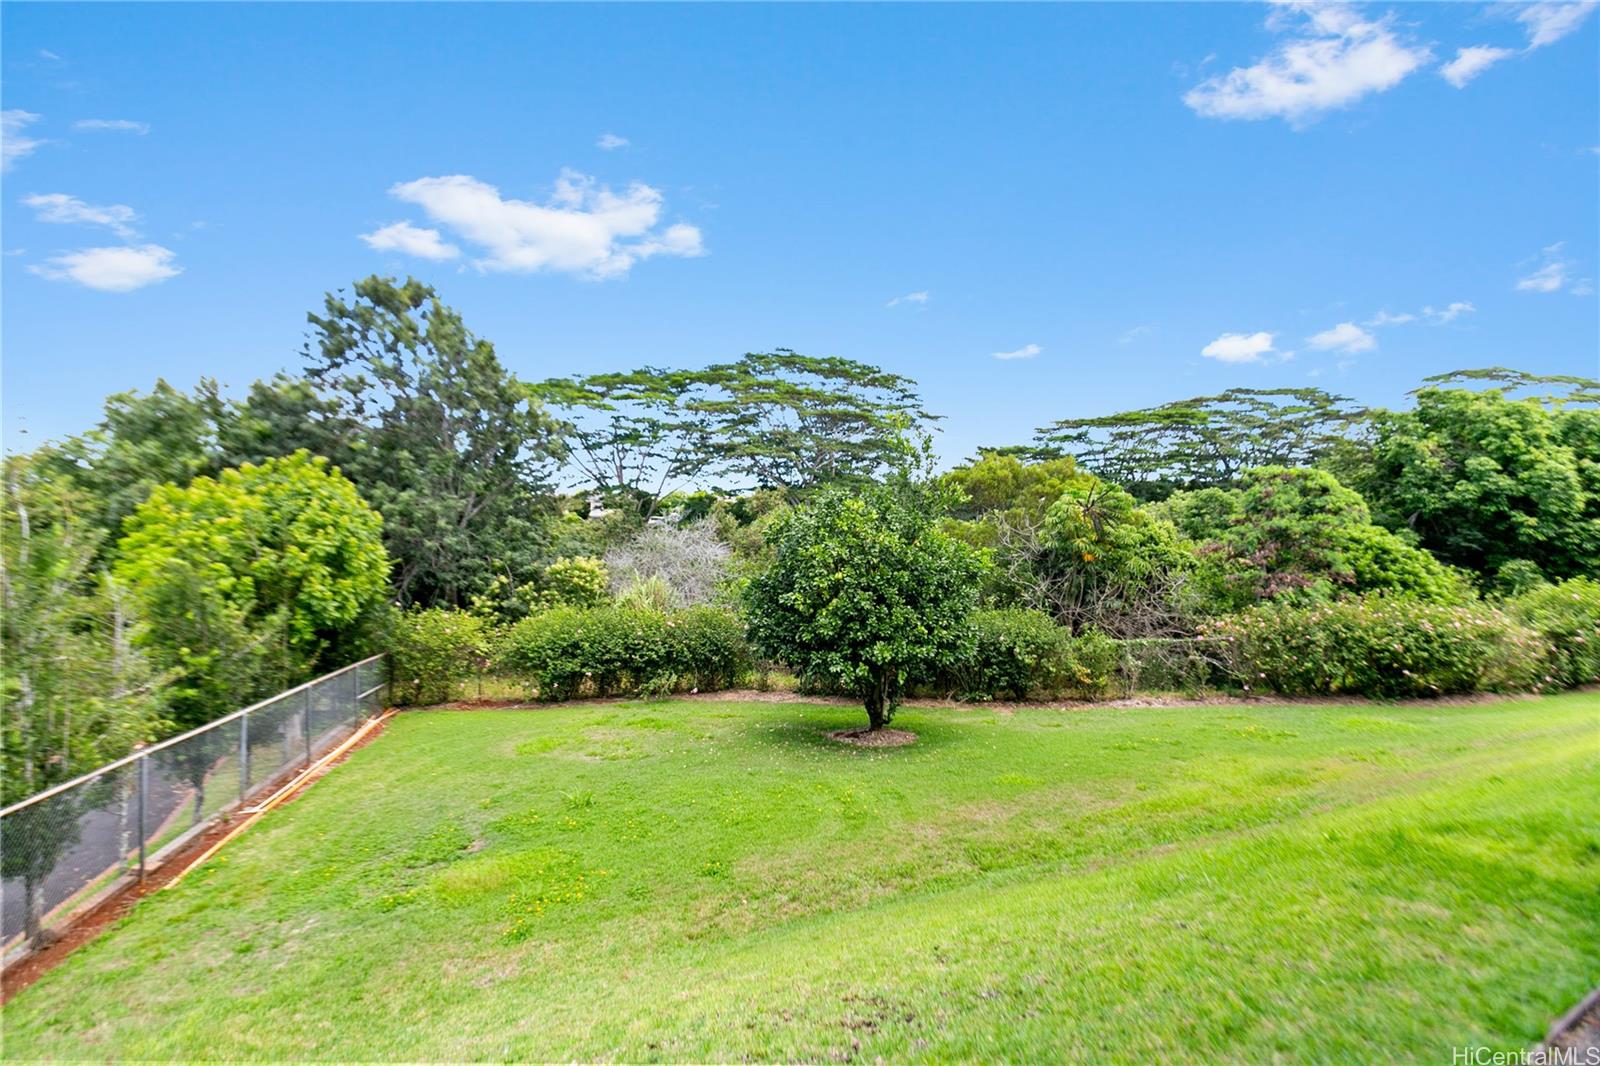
xmin=5 ymin=694 xmax=1598 ymax=1062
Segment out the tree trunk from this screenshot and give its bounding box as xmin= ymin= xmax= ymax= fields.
xmin=863 ymin=671 xmax=891 ymax=731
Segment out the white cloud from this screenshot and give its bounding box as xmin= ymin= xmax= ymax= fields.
xmin=1423 ymin=300 xmax=1475 ymax=323
xmin=1119 ymin=324 xmax=1153 ymax=344
xmin=39 ymin=49 xmax=62 ymax=62
xmin=886 ymin=290 xmax=929 ymax=308
xmin=992 ymin=343 xmax=1042 ymax=361
xmin=1440 ymin=46 xmax=1514 ymax=87
xmin=1306 ymin=321 xmax=1377 ymax=352
xmin=1516 ymin=243 xmax=1577 ymax=293
xmin=596 ymin=132 xmax=629 ymax=150
xmin=383 ymin=170 xmax=704 ymax=280
xmin=1517 ymin=1 xmax=1596 ymax=48
xmin=1201 ymin=331 xmax=1278 ymax=363
xmin=29 ymin=244 xmax=180 ymax=291
xmin=2 ymin=110 xmax=44 ymax=171
xmin=73 ymin=118 xmax=150 ymax=134
xmin=23 ymin=193 xmax=139 ymax=238
xmin=1516 ymin=261 xmax=1567 ymax=292
xmin=1183 ymin=3 xmax=1430 ymax=127
xmin=1365 ymin=301 xmax=1475 ymax=326
xmin=359 ymin=221 xmax=460 ymax=260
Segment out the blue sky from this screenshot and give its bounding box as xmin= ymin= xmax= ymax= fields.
xmin=3 ymin=2 xmax=1597 ymax=465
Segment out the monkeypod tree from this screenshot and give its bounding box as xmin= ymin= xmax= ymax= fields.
xmin=743 ymin=484 xmax=983 ymax=732
xmin=699 ymin=350 xmax=934 ymax=497
xmin=1035 ymin=387 xmax=1362 ymax=501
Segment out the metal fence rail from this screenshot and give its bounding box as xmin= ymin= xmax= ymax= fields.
xmin=0 ymin=655 xmax=387 ymax=953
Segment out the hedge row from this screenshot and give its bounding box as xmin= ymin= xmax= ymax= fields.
xmin=500 ymin=605 xmax=750 ymax=700
xmin=388 ymin=605 xmax=752 ymax=705
xmin=1201 ymin=596 xmax=1547 ymax=698
xmin=388 ymin=578 xmax=1598 ymax=705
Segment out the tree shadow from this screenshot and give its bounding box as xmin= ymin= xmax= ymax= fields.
xmin=739 ymin=704 xmax=970 ymax=760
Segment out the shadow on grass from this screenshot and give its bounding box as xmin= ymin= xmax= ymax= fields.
xmin=736 ymin=703 xmax=973 ymax=761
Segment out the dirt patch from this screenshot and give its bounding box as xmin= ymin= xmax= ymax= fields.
xmin=827 ymin=728 xmax=917 ymax=748
xmin=0 ymin=711 xmax=394 ymax=1004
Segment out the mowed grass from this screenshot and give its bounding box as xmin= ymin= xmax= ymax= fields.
xmin=6 ymin=694 xmax=1598 ymax=1063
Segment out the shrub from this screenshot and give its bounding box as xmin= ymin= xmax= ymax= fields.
xmin=668 ymin=606 xmax=753 ymax=692
xmin=955 ymin=609 xmax=1071 ymax=700
xmin=390 ymin=607 xmax=492 ymax=706
xmin=1202 ymin=596 xmax=1547 ymax=698
xmin=1509 ymin=577 xmax=1600 ymax=688
xmin=930 ymin=611 xmax=1129 ymax=701
xmin=498 ymin=605 xmax=749 ymax=700
xmin=615 ymin=575 xmax=675 ymax=613
xmin=1064 ymin=628 xmax=1121 ymax=697
xmin=1115 ymin=638 xmax=1212 ymax=694
xmin=1493 ymin=559 xmax=1549 ymax=599
xmin=538 ymin=556 xmax=609 ymax=610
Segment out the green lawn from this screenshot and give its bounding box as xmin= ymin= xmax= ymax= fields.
xmin=6 ymin=694 xmax=1598 ymax=1062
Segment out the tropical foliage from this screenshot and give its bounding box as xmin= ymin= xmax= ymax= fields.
xmin=5 ymin=267 xmax=1598 ymax=810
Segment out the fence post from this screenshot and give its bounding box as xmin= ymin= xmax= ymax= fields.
xmin=137 ymin=753 xmax=148 ymax=881
xmin=239 ymin=710 xmax=250 ymax=805
xmin=303 ymin=686 xmax=313 ymax=766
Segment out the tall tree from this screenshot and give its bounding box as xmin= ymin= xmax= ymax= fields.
xmin=303 ymin=276 xmax=566 ymax=605
xmin=1035 ymin=387 xmax=1363 ymax=500
xmin=114 ymin=452 xmax=391 ymax=825
xmin=116 ymin=450 xmax=391 ymax=686
xmin=698 ymin=350 xmax=933 ymax=496
xmin=531 ymin=367 xmax=719 ymax=520
xmin=1156 ymin=467 xmax=1471 ymax=608
xmin=1418 ymin=366 xmax=1600 ymax=407
xmin=218 ymin=373 xmax=354 ymax=469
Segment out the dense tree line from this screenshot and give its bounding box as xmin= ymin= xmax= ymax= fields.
xmin=4 ymin=269 xmax=1597 ymax=768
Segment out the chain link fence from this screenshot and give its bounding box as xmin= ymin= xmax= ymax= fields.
xmin=1 ymin=655 xmax=387 ymax=955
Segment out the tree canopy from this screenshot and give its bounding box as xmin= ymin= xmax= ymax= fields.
xmin=699 ymin=350 xmax=933 ymax=496
xmin=744 ymin=483 xmax=982 ymax=730
xmin=303 ymin=276 xmax=566 ymax=606
xmin=1342 ymin=386 xmax=1600 ymax=582
xmin=115 ymin=451 xmax=391 ymax=726
xmin=1035 ymin=387 xmax=1363 ymax=500
xmin=530 ymin=367 xmax=719 ymax=520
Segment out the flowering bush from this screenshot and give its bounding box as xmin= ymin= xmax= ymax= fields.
xmin=1508 ymin=577 xmax=1600 ymax=688
xmin=1202 ymin=595 xmax=1548 ymax=698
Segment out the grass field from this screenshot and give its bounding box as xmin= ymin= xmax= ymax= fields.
xmin=5 ymin=693 xmax=1598 ymax=1062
